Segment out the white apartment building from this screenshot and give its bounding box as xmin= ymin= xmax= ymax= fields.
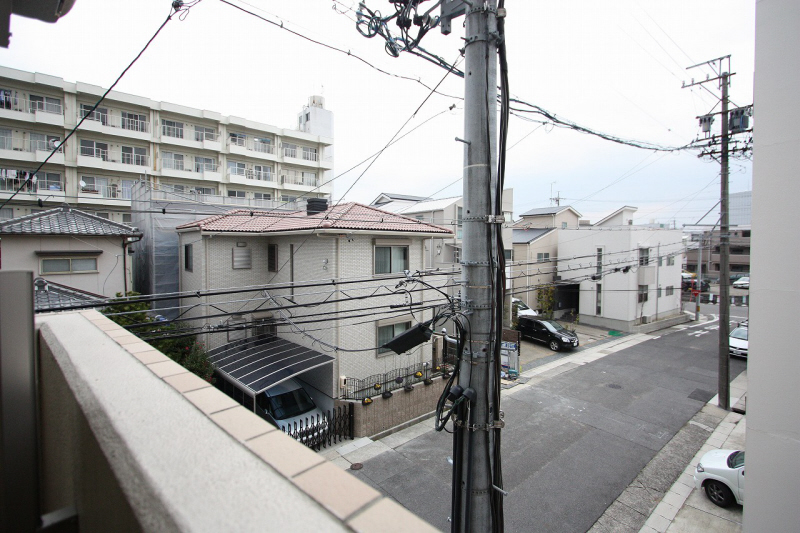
xmin=0 ymin=67 xmax=333 ymax=224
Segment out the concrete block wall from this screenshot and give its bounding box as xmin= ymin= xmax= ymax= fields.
xmin=338 ymin=376 xmax=447 ymax=438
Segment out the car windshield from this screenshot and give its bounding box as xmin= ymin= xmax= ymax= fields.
xmin=727 ymin=451 xmax=745 ymax=469
xmin=736 ymin=277 xmax=749 ymax=283
xmin=543 ymin=320 xmax=565 ymax=332
xmin=516 ymin=301 xmax=531 ymax=311
xmin=268 ymin=388 xmax=317 ymax=420
xmin=730 ymin=327 xmax=748 ymax=341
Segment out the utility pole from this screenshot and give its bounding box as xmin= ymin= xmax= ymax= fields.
xmin=696 ymin=233 xmax=702 ymax=321
xmin=683 ymin=56 xmax=751 ymax=410
xmin=454 ymin=1 xmax=500 ymax=530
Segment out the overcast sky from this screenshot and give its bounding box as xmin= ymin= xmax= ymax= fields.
xmin=1 ymin=0 xmax=755 ymax=225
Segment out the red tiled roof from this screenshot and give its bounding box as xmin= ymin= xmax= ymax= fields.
xmin=176 ymin=202 xmax=453 ymax=235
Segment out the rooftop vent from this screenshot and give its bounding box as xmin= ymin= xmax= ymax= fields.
xmin=307 ymin=198 xmax=329 ymax=216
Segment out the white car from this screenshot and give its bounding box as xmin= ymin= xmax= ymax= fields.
xmin=694 ymin=449 xmax=745 ymax=507
xmin=732 ymin=276 xmax=750 ymax=289
xmin=729 ymin=327 xmax=748 ymax=358
xmin=512 ymin=298 xmax=538 ymax=318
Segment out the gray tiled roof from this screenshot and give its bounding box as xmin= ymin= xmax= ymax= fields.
xmin=512 ymin=228 xmax=554 ymax=244
xmin=33 ymin=279 xmax=104 ymax=312
xmin=0 ymin=204 xmax=142 ymax=237
xmin=519 ymin=205 xmax=580 ymax=217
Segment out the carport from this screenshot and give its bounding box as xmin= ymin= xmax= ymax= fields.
xmin=209 ymin=334 xmax=334 ymax=410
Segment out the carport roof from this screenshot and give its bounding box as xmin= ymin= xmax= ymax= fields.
xmin=208 ymin=334 xmax=334 ymax=395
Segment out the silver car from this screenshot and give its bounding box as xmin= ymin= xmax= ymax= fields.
xmin=256 ymin=378 xmax=327 ymax=434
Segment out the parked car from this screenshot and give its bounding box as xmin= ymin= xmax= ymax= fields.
xmin=732 ymin=276 xmax=750 ymax=289
xmin=729 ymin=326 xmax=749 ymax=358
xmin=682 ymin=278 xmax=710 ymax=292
xmin=681 ymin=271 xmax=695 ymax=280
xmin=517 ymin=317 xmax=579 ymax=351
xmin=512 ymin=297 xmax=538 ymax=317
xmin=694 ymin=449 xmax=745 ymax=507
xmin=255 ymin=378 xmax=327 ymax=432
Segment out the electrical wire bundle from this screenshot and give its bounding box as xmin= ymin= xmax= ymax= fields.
xmin=355 ymin=0 xmax=442 ymax=57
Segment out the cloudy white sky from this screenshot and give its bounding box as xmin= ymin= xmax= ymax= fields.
xmin=1 ymin=0 xmax=755 ymax=225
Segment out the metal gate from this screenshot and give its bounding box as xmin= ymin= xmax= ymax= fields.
xmin=280 ymin=403 xmax=354 ymax=451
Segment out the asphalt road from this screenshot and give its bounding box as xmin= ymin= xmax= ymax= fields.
xmin=347 ymin=320 xmax=747 ymax=532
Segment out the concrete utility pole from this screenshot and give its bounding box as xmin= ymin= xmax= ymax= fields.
xmin=696 ymin=233 xmax=702 ymax=321
xmin=718 ymin=73 xmax=731 ymax=409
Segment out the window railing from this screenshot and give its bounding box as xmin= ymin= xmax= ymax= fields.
xmin=162 ymin=124 xmax=184 ymax=139
xmin=0 ymin=96 xmax=63 ymax=115
xmin=195 ymin=161 xmax=218 ymax=173
xmin=281 ymin=174 xmax=317 ymax=187
xmin=0 ymin=136 xmax=10 ymax=150
xmin=229 ymin=136 xmax=247 ymax=147
xmin=0 ymin=175 xmax=64 ymax=193
xmin=77 ymin=111 xmax=150 ymax=132
xmin=80 ymin=147 xmax=149 ymax=166
xmin=162 ymin=158 xmax=187 ymax=171
xmin=283 ymin=147 xmax=298 ymax=158
xmin=251 ymin=169 xmax=273 ymax=181
xmin=227 ymin=166 xmax=247 ymax=177
xmin=80 ymin=146 xmax=109 ymax=160
xmin=28 ymin=139 xmax=64 ymax=153
xmin=194 ymin=129 xmax=218 ymax=142
xmin=252 ymin=140 xmax=275 ymax=154
xmin=302 ymin=149 xmax=318 ymax=162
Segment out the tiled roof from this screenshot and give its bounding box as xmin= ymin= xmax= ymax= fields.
xmin=176 ymin=202 xmax=453 ymax=235
xmin=512 ymin=228 xmax=554 ymax=244
xmin=519 ymin=205 xmax=582 ymax=217
xmin=380 ymin=196 xmax=460 ymax=215
xmin=0 ymin=204 xmax=142 ymax=237
xmin=33 ymin=279 xmax=104 ymax=312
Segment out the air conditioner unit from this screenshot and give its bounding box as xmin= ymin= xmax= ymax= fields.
xmin=641 ymin=315 xmax=654 ymax=324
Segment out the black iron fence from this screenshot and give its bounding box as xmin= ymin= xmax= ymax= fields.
xmin=280 ymin=403 xmax=354 ymax=451
xmin=341 ymin=359 xmax=453 ymax=401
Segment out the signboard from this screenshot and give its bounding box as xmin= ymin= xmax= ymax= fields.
xmin=500 ymin=329 xmax=520 ymax=378
xmin=692 ymin=290 xmax=700 ymax=297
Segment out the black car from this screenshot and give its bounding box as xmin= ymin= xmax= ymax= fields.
xmin=517 ymin=317 xmax=579 ymax=351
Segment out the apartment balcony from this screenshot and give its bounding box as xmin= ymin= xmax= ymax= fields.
xmin=0 ymin=176 xmax=67 ymax=201
xmin=161 ymin=126 xmax=221 ymax=152
xmin=228 ymin=137 xmax=278 ymax=162
xmin=227 ymin=167 xmax=275 ymax=188
xmin=150 ymin=188 xmax=300 ymax=211
xmin=77 ymin=148 xmax=150 ymax=174
xmin=0 ymin=284 xmax=434 ymax=532
xmin=77 ymin=183 xmax=132 ymax=205
xmin=0 ymin=97 xmax=64 ymax=127
xmin=0 ymin=136 xmax=65 ymax=165
xmin=77 ymin=111 xmax=151 ymax=142
xmin=282 ymin=146 xmax=321 ymax=169
xmin=281 ymin=173 xmax=319 ymax=191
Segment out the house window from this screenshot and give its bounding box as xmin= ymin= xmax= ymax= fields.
xmin=121 ymin=111 xmax=147 ymax=132
xmin=195 ymin=156 xmax=217 ymax=173
xmin=537 ymin=252 xmax=550 ymax=263
xmin=452 ymin=247 xmax=460 ymax=264
xmin=184 ymin=243 xmax=193 ymax=271
xmin=232 ymin=246 xmax=252 ymax=269
xmin=667 ymin=255 xmax=675 ymax=266
xmin=162 ymin=119 xmax=184 ymax=138
xmin=122 ymin=146 xmax=147 ymax=166
xmin=504 ymin=249 xmax=512 ymax=260
xmin=162 ymin=152 xmax=184 ymax=170
xmin=456 ymin=206 xmax=463 ymax=240
xmin=638 ymin=248 xmax=650 ymax=266
xmin=80 ymin=139 xmax=108 ymax=160
xmin=267 ymin=244 xmax=278 ymax=272
xmin=0 ymin=207 xmax=12 ymax=219
xmin=657 ymin=255 xmax=663 ymax=267
xmin=80 ymin=103 xmax=108 ymax=124
xmin=377 ymin=321 xmax=411 ymax=355
xmin=229 ymin=132 xmax=246 ymax=147
xmin=122 ymin=214 xmax=132 ymax=224
xmin=657 ymin=287 xmax=663 ymax=298
xmin=596 ymin=247 xmax=603 ymax=276
xmin=375 ymin=245 xmax=409 ymax=274
xmin=666 ymin=286 xmax=675 ymax=296
xmin=638 ymin=285 xmax=648 ymax=303
xmin=561 ymin=222 xmax=568 ymax=229
xmin=596 ymin=284 xmax=602 ymax=315
xmin=41 ymin=257 xmax=98 ymax=274
xmin=195 ymin=126 xmax=216 ymax=141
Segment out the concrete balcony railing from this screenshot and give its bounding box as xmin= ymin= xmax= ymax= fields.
xmin=78 ymin=111 xmax=150 ymax=133
xmin=15 ymin=307 xmax=436 ymax=532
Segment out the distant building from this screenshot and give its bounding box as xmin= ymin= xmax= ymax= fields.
xmin=729 ymin=190 xmax=752 ymax=226
xmin=0 ymin=66 xmax=333 ymax=225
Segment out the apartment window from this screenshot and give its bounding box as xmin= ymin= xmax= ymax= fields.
xmin=638 ymin=285 xmax=648 ymax=303
xmin=122 ymin=214 xmax=133 ymax=224
xmin=228 ymin=190 xmax=246 ymax=198
xmin=537 ymin=252 xmax=550 ymax=263
xmin=194 ymin=187 xmax=215 ymax=195
xmin=184 ymin=244 xmax=193 ymax=271
xmin=281 ymin=195 xmax=298 ymax=203
xmin=232 ymin=245 xmax=252 ymax=269
xmin=121 ymin=111 xmax=147 ymax=132
xmin=122 ymin=146 xmax=147 ymax=166
xmin=0 ymin=128 xmax=10 ymax=149
xmin=162 ymin=152 xmax=184 ymax=171
xmin=95 ymin=212 xmax=109 ymax=219
xmin=254 ymin=193 xmax=271 ymax=201
xmin=666 ymin=286 xmax=675 ymax=296
xmin=667 ymin=254 xmax=675 ymax=266
xmin=377 ymin=321 xmax=411 ymax=355
xmin=657 ymin=287 xmax=663 ymax=298
xmin=195 ymin=126 xmax=216 ymax=141
xmin=31 ymin=95 xmax=62 ymax=114
xmin=80 ymin=103 xmax=108 ymax=124
xmin=253 ymin=137 xmax=272 ymax=153
xmin=195 ymin=156 xmax=216 ymax=173
xmin=742 ymin=230 xmax=751 ymax=238
xmin=36 ymin=172 xmax=62 ymax=191
xmin=0 ymin=88 xmax=12 ymax=110
xmin=596 ymin=284 xmax=602 ymax=315
xmin=162 ymin=119 xmax=184 ymax=138
xmin=305 ymin=112 xmax=310 ymax=121
xmin=283 ymin=142 xmax=298 ymax=158
xmin=302 ymin=146 xmax=318 ymax=161
xmin=168 ymin=184 xmax=185 ymax=193
xmin=638 ymin=248 xmax=650 ymax=266
xmin=229 ymin=132 xmax=246 ymax=147
xmin=0 ymin=207 xmax=13 ymax=219
xmin=267 ymin=244 xmax=278 ymax=272
xmin=253 ymin=165 xmax=272 ymax=181
xmin=375 ymin=245 xmax=409 ymax=275
xmin=596 ymin=247 xmax=603 ymax=276
xmin=80 ymin=139 xmax=108 ymax=160
xmin=227 ymin=161 xmax=246 ymax=176
xmin=41 ymin=257 xmax=97 ymax=274
xmin=81 ymin=176 xmax=109 ymax=195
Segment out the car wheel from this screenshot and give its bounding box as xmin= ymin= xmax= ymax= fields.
xmin=548 ymin=340 xmax=560 ymax=351
xmin=705 ymin=480 xmax=735 ymax=508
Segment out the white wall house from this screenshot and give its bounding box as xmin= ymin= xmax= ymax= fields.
xmin=176 ymin=201 xmax=453 ymax=400
xmin=0 ymin=66 xmax=333 ymax=224
xmin=557 ymin=227 xmax=684 ymax=332
xmin=0 ymin=204 xmax=141 ymax=296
